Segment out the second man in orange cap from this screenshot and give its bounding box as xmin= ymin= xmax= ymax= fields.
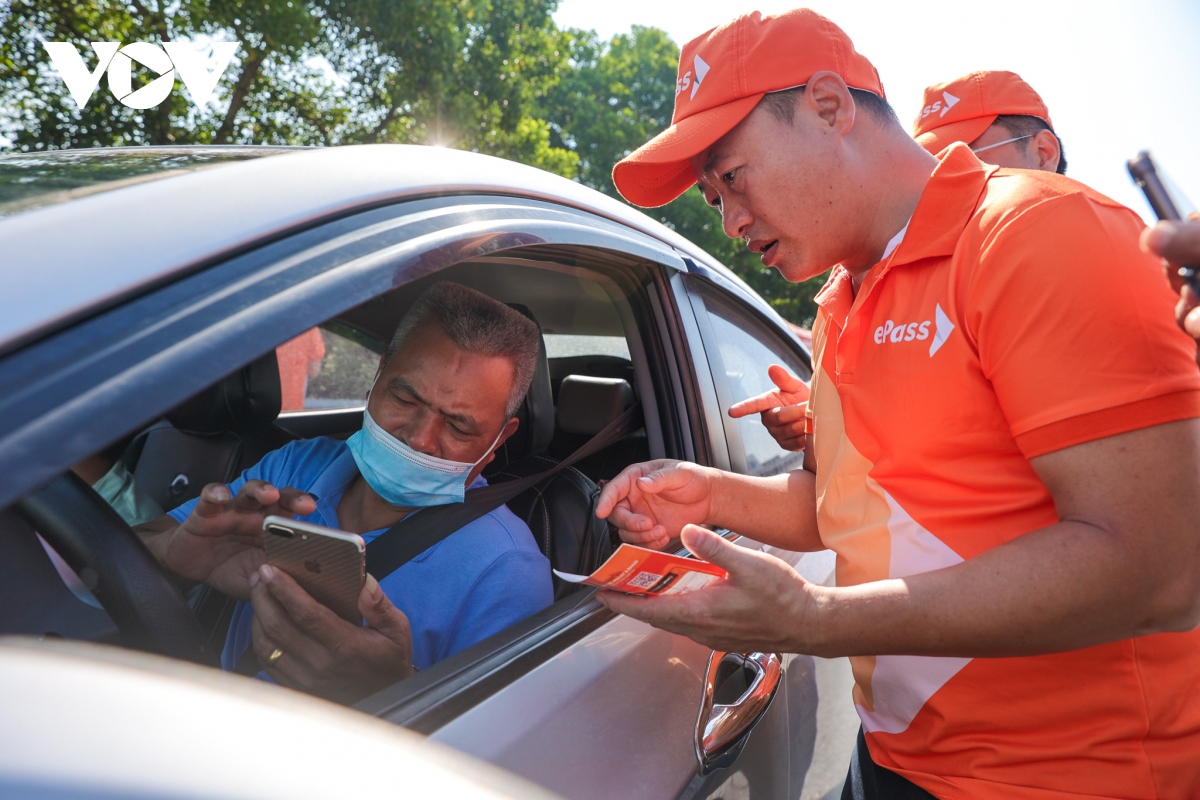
xmin=913 ymin=69 xmax=1065 ymax=172
xmin=595 ymin=7 xmax=1200 ymax=799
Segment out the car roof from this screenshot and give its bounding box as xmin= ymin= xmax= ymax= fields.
xmin=0 ymin=144 xmax=777 ymax=355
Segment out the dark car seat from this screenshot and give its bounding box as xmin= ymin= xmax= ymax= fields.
xmin=125 ymin=351 xmax=295 ymax=513
xmin=484 ymin=311 xmax=614 ymax=599
xmin=550 ymin=375 xmax=648 ymax=483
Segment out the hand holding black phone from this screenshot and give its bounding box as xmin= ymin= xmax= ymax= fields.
xmin=1127 ymin=151 xmax=1200 ymax=295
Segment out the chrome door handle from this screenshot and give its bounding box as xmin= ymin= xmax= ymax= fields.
xmin=694 ymin=650 xmax=783 ymax=774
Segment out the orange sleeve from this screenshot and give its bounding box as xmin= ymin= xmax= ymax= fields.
xmin=966 ymin=193 xmax=1200 ymax=458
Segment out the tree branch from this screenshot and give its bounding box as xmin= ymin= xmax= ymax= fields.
xmin=213 ymin=48 xmax=266 ymax=144
xmin=361 ymin=102 xmax=398 ymax=144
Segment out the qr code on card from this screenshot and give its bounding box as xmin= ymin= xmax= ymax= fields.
xmin=628 ymin=571 xmax=662 ymax=590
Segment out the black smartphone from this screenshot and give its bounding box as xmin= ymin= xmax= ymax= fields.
xmin=1127 ymin=150 xmax=1200 ymax=295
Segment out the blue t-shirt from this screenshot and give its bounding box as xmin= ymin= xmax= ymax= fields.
xmin=167 ymin=437 xmax=553 ymax=671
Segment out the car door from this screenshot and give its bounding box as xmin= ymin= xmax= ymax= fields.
xmin=0 ymin=168 xmax=834 ymax=797
xmin=371 ymin=263 xmax=834 ymax=800
xmin=361 ymin=256 xmax=764 ymax=800
xmin=0 ymin=176 xmax=777 ymax=798
xmin=683 ymin=269 xmax=857 ymax=800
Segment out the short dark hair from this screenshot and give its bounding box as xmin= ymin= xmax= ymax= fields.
xmin=992 ymin=114 xmax=1067 ymax=175
xmin=758 ymin=85 xmax=901 ymax=130
xmin=386 ymin=281 xmax=541 ymax=418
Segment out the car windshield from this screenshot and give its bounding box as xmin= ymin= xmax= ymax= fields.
xmin=0 ymin=147 xmax=306 ymax=219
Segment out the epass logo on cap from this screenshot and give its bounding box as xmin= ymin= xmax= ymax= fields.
xmin=43 ymin=41 xmax=240 ymax=110
xmin=920 ymin=91 xmax=960 ymax=120
xmin=676 ymin=54 xmax=712 ymax=101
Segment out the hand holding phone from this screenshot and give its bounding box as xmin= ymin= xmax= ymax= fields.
xmin=262 ymin=516 xmax=366 ymax=624
xmin=1128 ymin=151 xmax=1200 ymax=295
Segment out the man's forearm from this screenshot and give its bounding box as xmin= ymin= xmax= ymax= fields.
xmin=707 ymin=468 xmax=823 ymax=552
xmin=807 ymin=518 xmax=1200 ymax=659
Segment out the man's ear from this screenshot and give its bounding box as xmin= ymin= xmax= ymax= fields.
xmin=1031 ymin=129 xmax=1062 ymax=173
xmin=500 ymin=416 xmax=520 ymax=444
xmin=805 ymin=71 xmax=855 ymax=135
xmin=479 ymin=417 xmax=520 ymax=471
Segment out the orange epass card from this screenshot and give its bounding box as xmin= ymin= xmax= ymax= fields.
xmin=554 ymin=544 xmax=728 ymax=596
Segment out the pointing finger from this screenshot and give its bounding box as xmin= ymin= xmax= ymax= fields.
xmin=768 ymin=364 xmax=809 ymax=397
xmin=729 ymin=390 xmax=782 ymax=419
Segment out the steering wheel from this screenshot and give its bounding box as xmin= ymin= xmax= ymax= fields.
xmin=16 ymin=472 xmax=216 ymax=666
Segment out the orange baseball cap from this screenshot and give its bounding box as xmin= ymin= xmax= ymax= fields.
xmin=611 ymin=9 xmax=884 ymax=208
xmin=913 ymin=70 xmax=1053 ymax=155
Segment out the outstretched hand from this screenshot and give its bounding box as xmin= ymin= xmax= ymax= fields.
xmin=154 ymin=480 xmax=316 ymax=600
xmin=595 ymin=459 xmax=716 ymax=550
xmin=598 ymin=525 xmax=820 ymax=654
xmin=728 ymin=365 xmax=810 ymax=452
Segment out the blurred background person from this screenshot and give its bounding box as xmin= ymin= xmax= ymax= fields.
xmin=276 ymin=327 xmax=326 ymax=412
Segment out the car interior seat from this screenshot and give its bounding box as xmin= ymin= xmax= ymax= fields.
xmin=483 ymin=308 xmax=615 ymax=599
xmin=124 ymin=351 xmax=295 ymax=513
xmin=549 ymin=375 xmax=648 ymax=482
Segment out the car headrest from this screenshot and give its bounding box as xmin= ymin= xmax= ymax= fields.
xmin=486 ymin=305 xmax=554 ymax=472
xmin=556 ymin=375 xmax=635 ymax=435
xmin=166 ymin=351 xmax=282 ymax=434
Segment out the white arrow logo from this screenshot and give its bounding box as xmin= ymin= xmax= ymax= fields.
xmin=691 ymin=54 xmax=710 ymax=100
xmin=940 ymin=91 xmax=959 ymax=117
xmin=929 ymin=303 xmax=955 ymax=357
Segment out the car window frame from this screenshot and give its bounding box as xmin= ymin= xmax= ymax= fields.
xmin=0 ymin=191 xmax=707 ymax=731
xmin=0 ymin=195 xmax=684 ymax=508
xmin=683 ymin=273 xmax=813 ymax=476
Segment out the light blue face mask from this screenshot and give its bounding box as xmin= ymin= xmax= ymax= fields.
xmin=347 ymin=407 xmax=502 ymax=508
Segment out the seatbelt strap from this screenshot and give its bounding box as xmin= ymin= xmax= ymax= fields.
xmin=363 ymin=402 xmax=641 ymax=582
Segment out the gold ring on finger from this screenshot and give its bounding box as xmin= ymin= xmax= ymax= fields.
xmin=267 ymin=647 xmax=284 ymax=666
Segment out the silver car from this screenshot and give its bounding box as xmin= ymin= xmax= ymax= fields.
xmin=0 ymin=145 xmax=857 ymax=799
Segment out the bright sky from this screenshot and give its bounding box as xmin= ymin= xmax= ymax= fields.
xmin=555 ymin=0 xmax=1200 ymax=222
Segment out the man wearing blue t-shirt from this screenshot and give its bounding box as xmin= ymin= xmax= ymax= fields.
xmin=138 ymin=282 xmax=553 ymax=703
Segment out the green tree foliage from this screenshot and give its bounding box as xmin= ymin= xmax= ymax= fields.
xmin=0 ymin=4 xmax=818 ymax=322
xmin=541 ymin=26 xmax=824 ymax=326
xmin=0 ymin=0 xmax=576 ymax=175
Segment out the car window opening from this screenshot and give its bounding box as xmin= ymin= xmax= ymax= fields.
xmin=6 ymin=257 xmax=659 ymax=706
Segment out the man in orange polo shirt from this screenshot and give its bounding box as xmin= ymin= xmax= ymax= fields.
xmin=747 ymin=70 xmax=1069 ymax=452
xmin=594 ymin=8 xmax=1200 ymax=799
